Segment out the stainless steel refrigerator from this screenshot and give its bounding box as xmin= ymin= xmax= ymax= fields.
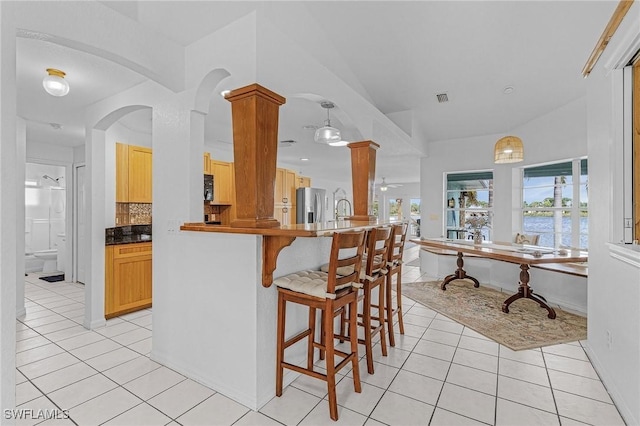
xmin=296 ymin=187 xmax=327 ymax=224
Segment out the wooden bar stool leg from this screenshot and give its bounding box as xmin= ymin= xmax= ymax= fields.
xmin=396 ymin=274 xmax=405 ymax=335
xmin=324 ymin=301 xmax=338 ymax=421
xmin=363 ymin=286 xmax=374 ymax=374
xmin=378 ymin=284 xmax=388 ymax=357
xmin=349 ymin=296 xmax=362 ymax=394
xmin=386 ymin=274 xmax=396 ymax=347
xmin=276 ymin=292 xmax=286 ymax=396
xmin=308 ymin=307 xmax=316 ymax=370
xmin=339 ymin=308 xmax=347 ymax=343
xmin=319 ymin=311 xmax=326 ymax=360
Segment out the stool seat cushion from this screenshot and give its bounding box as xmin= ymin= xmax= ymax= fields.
xmin=274 ymin=270 xmax=359 ymax=299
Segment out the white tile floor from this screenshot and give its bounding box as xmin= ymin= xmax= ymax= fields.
xmin=15 ymin=246 xmax=626 ymax=425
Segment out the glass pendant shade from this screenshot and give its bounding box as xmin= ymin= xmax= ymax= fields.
xmin=314 ymin=125 xmax=341 ymax=144
xmin=43 ymin=68 xmax=69 ymax=97
xmin=494 ymin=135 xmax=524 ymax=163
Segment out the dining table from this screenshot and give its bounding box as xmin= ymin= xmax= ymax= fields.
xmin=411 ymin=237 xmax=589 ymax=319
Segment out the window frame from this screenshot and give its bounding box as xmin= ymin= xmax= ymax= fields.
xmin=444 ymin=170 xmax=494 ymax=241
xmin=521 ymin=159 xmax=588 ymax=249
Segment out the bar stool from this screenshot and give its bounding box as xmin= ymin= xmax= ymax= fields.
xmin=274 ymin=230 xmax=366 ymax=421
xmin=336 ymin=226 xmax=393 ymax=374
xmin=386 ymin=222 xmax=408 ymax=347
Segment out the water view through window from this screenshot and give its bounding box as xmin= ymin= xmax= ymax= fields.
xmin=522 ymin=159 xmax=588 ymax=249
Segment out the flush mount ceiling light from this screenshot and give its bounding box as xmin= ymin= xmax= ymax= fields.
xmin=494 ymin=135 xmax=524 ymax=163
xmin=314 ymin=101 xmax=342 ymax=145
xmin=42 ymin=68 xmax=69 ymax=97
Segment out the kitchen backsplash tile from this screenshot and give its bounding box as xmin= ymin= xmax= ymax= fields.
xmin=116 ymin=203 xmax=152 ymax=225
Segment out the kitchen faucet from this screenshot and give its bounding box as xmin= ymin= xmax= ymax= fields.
xmin=335 ymin=198 xmax=352 ymax=220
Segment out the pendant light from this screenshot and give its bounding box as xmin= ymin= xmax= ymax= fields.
xmin=314 ymin=101 xmax=342 ymax=145
xmin=43 ymin=68 xmax=70 ymax=97
xmin=494 ymin=86 xmax=523 ymax=164
xmin=494 ymin=135 xmax=524 ymax=163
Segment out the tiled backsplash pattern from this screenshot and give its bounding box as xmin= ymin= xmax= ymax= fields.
xmin=116 ymin=203 xmax=152 ymax=225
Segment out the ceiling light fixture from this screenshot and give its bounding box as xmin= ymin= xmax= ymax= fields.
xmin=380 ymin=177 xmax=389 ymax=192
xmin=42 ymin=68 xmax=69 ymax=97
xmin=494 ymin=86 xmax=523 ymax=164
xmin=314 ymin=101 xmax=342 ymax=145
xmin=494 ymin=135 xmax=524 ymax=163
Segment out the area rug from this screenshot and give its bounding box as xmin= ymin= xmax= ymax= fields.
xmin=402 ymin=280 xmax=587 ymax=351
xmin=39 ymin=274 xmax=65 ymax=283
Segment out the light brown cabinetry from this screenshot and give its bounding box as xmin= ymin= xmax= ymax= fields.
xmin=105 ymin=242 xmax=152 ymax=318
xmin=128 ymin=145 xmax=153 ymax=203
xmin=211 ymin=160 xmax=233 ymax=205
xmin=204 ymin=152 xmax=212 ymax=175
xmin=297 ymin=176 xmax=311 ymax=188
xmin=116 ymin=143 xmax=129 ymax=203
xmin=116 ymin=143 xmax=152 ymax=203
xmin=274 ymin=168 xmax=307 ymax=225
xmin=204 ymin=152 xmax=236 ymax=225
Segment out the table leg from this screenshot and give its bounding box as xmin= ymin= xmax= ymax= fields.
xmin=501 ymin=264 xmax=556 ymax=319
xmin=441 ymin=252 xmax=480 ymax=290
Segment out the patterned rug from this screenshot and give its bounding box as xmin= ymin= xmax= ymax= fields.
xmin=403 ymin=280 xmax=587 ymax=351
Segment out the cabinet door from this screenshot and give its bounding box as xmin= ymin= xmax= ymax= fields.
xmin=211 ymin=160 xmax=232 ymax=204
xmin=105 ymin=243 xmax=152 ymax=318
xmin=285 ymin=170 xmax=297 ymax=205
xmin=275 ymin=168 xmax=286 ymax=204
xmin=116 ymin=143 xmax=129 ymax=202
xmin=300 ymin=176 xmax=311 ymax=188
xmin=289 ymin=204 xmax=297 ymax=225
xmin=128 ymin=145 xmax=153 ymax=203
xmin=274 ymin=204 xmax=290 ymax=226
xmin=204 ymin=152 xmax=212 ymax=174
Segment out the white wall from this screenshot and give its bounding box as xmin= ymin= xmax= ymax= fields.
xmin=583 ymin=3 xmax=640 ymax=423
xmin=420 ymin=97 xmax=587 ymax=243
xmin=0 ymin=1 xmax=18 ymax=413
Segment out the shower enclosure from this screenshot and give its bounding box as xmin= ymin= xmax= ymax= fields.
xmin=24 ymin=163 xmax=66 ymax=272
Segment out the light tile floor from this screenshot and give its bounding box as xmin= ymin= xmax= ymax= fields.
xmin=14 ymin=245 xmax=626 ymax=425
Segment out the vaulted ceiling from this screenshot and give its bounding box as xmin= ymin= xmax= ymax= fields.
xmin=16 ymin=1 xmax=616 ymax=187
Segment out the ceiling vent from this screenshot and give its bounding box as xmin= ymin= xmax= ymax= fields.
xmin=436 ymin=93 xmax=449 ymax=103
xmin=279 ymin=140 xmax=297 ymax=148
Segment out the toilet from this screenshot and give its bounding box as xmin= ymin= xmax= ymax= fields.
xmin=33 ymin=249 xmax=58 ymax=273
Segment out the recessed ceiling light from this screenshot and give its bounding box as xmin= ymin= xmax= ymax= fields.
xmin=300 ymin=158 xmax=309 ymax=161
xmin=503 ymin=86 xmax=515 ymax=95
xmin=220 ymin=90 xmax=231 ymax=97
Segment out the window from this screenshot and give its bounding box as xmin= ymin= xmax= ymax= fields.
xmin=522 ymin=159 xmax=588 ymax=249
xmin=389 ymin=198 xmax=402 ymax=221
xmin=410 ymin=198 xmax=421 ymax=236
xmin=445 ymin=171 xmax=493 ymax=240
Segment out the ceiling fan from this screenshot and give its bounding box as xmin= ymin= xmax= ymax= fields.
xmin=379 ymin=177 xmax=403 ymax=192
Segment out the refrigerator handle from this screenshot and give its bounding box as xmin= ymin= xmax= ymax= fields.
xmin=314 ymin=193 xmax=321 ymax=223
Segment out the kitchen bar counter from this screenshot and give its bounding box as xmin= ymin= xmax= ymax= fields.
xmin=180 ymin=219 xmax=386 ymax=237
xmin=180 ymin=220 xmax=390 ymax=286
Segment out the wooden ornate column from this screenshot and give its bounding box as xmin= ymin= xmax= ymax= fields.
xmin=347 ymin=140 xmax=380 ymax=221
xmin=226 ymin=84 xmax=286 ymax=228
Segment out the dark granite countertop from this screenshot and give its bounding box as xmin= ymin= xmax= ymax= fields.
xmin=106 ymin=224 xmax=152 ymax=246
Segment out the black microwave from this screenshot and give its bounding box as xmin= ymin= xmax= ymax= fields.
xmin=204 ymin=174 xmax=214 ymax=201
